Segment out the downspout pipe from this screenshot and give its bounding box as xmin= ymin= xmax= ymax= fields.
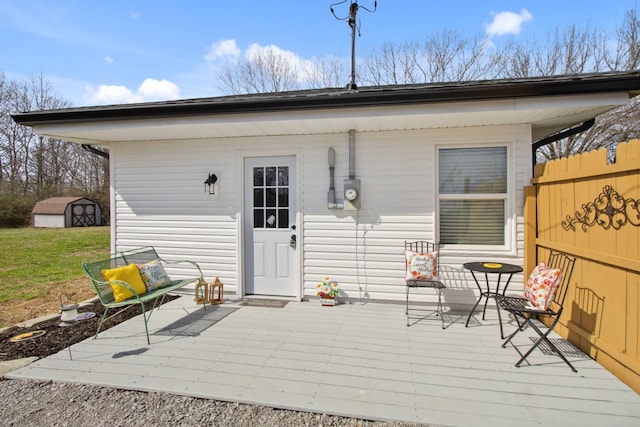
xmin=81 ymin=144 xmax=109 ymax=159
xmin=348 ymin=129 xmax=356 ymax=179
xmin=531 ymin=118 xmax=594 ymax=175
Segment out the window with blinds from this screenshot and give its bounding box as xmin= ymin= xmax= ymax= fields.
xmin=438 ymin=146 xmax=507 ymax=245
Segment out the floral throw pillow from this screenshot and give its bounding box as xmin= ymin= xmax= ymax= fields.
xmin=404 ymin=250 xmax=438 ymax=281
xmin=137 ymin=260 xmax=172 ymax=291
xmin=523 ymin=262 xmax=562 ymax=310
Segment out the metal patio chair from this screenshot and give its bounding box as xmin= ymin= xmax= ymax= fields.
xmin=405 ymin=240 xmax=446 ymax=328
xmin=497 ymin=251 xmax=577 ymax=371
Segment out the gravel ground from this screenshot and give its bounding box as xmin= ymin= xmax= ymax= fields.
xmin=0 ymin=378 xmax=428 ymax=427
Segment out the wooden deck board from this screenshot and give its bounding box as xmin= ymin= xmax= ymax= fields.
xmin=6 ymin=296 xmax=640 ymax=426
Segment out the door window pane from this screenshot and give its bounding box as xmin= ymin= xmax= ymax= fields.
xmin=265 ymin=209 xmax=277 ymax=228
xmin=278 ymin=188 xmax=289 ymax=207
xmin=253 ymin=209 xmax=264 ymax=228
xmin=266 ymin=188 xmax=277 ymax=207
xmin=278 ymin=167 xmax=289 ymax=186
xmin=253 ymin=189 xmax=264 ymax=207
xmin=253 ymin=167 xmax=264 ymax=186
xmin=278 ymin=209 xmax=289 ymax=228
xmin=265 ymin=167 xmax=277 ymax=186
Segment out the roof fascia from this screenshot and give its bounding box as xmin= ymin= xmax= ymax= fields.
xmin=11 ymin=72 xmax=640 ymax=126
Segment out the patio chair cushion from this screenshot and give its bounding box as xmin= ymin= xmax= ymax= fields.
xmin=405 ymin=250 xmax=438 ymax=280
xmin=523 ymin=262 xmax=562 ymax=310
xmin=137 ymin=260 xmax=172 ymax=291
xmin=102 ymin=263 xmax=148 ymax=302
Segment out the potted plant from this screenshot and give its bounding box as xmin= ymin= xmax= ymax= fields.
xmin=316 ymin=277 xmax=339 ymax=306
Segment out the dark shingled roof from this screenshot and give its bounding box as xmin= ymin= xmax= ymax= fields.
xmin=11 ymin=71 xmax=640 ymax=126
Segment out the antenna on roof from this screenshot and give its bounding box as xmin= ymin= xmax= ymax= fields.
xmin=330 ymin=0 xmax=377 ymax=90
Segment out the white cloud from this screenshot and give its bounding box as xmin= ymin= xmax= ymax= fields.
xmin=85 ymin=85 xmax=137 ymax=104
xmin=84 ymin=78 xmax=180 ymax=105
xmin=138 ymin=78 xmax=180 ymax=100
xmin=205 ymin=39 xmax=241 ymax=62
xmin=130 ymin=11 xmax=140 ymax=19
xmin=104 ymin=56 xmax=113 ymax=64
xmin=486 ymin=8 xmax=533 ymax=37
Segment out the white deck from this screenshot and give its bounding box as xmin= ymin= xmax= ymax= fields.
xmin=7 ymin=289 xmax=640 ymax=426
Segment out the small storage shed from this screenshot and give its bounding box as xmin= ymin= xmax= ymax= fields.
xmin=32 ymin=197 xmax=103 ymax=228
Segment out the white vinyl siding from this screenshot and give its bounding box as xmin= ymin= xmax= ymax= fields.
xmin=109 ymin=125 xmax=529 ymax=303
xmin=110 ymin=139 xmax=240 ymax=288
xmin=301 ymin=131 xmax=437 ymax=300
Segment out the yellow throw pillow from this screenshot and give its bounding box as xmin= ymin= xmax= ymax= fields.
xmin=102 ymin=263 xmax=148 ymax=302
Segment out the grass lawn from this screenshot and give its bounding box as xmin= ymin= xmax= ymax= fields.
xmin=0 ymin=226 xmax=110 ymax=305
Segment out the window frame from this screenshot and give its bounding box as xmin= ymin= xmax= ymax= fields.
xmin=251 ymin=165 xmax=291 ymax=230
xmin=436 ymin=142 xmax=515 ymax=254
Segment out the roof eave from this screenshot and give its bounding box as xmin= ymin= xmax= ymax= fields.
xmin=11 ymin=72 xmax=640 ymax=126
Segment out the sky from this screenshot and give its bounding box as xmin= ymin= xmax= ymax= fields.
xmin=1 ymin=0 xmax=638 ymax=107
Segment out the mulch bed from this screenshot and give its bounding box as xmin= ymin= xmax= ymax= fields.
xmin=0 ymin=295 xmax=179 ymax=362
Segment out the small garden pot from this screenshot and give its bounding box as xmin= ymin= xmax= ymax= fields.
xmin=320 ymin=296 xmax=335 ymax=306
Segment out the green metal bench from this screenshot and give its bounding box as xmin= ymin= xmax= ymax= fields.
xmin=82 ymin=246 xmax=204 ymax=344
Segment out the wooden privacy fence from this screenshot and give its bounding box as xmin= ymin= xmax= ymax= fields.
xmin=524 ymin=139 xmax=640 ymax=392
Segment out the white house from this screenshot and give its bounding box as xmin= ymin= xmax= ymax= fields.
xmin=12 ymin=72 xmax=640 ymax=305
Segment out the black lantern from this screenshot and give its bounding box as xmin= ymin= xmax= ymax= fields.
xmin=204 ymin=173 xmax=218 ymax=194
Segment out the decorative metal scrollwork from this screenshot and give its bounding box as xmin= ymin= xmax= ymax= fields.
xmin=562 ymin=185 xmax=640 ymax=231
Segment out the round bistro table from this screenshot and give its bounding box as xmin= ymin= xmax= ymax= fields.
xmin=463 ymin=261 xmax=523 ymax=339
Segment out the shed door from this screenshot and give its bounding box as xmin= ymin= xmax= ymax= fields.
xmin=244 ymin=156 xmax=297 ymax=296
xmin=72 ymin=203 xmax=96 ymax=226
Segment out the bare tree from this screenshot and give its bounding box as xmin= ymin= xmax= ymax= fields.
xmin=218 ymin=46 xmax=300 ymax=94
xmin=605 ymin=8 xmax=640 ymax=71
xmin=536 ymin=8 xmax=640 ymax=162
xmin=537 ymin=96 xmax=640 ymax=164
xmin=303 ymin=55 xmax=348 ymax=89
xmin=0 ymin=72 xmax=7 ymax=182
xmin=363 ymin=40 xmax=432 ymax=85
xmin=496 ymin=40 xmax=532 ymax=78
xmin=532 ymin=24 xmax=602 ymax=75
xmin=361 ymin=31 xmax=489 ymax=85
xmin=362 ymin=41 xmax=402 ymax=85
xmin=0 ymin=77 xmax=33 ymax=194
xmin=22 ymin=74 xmax=71 ymax=196
xmin=1 ymin=72 xmax=110 ymax=225
xmin=425 ymin=30 xmax=489 ymax=82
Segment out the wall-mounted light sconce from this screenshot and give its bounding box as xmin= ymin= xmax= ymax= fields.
xmin=204 ymin=173 xmax=218 ymax=194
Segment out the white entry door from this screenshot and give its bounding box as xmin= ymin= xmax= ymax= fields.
xmin=244 ymin=156 xmax=297 ymax=296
